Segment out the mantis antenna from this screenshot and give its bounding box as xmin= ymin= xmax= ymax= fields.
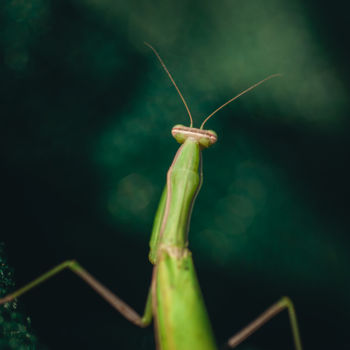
xmin=145 ymin=42 xmax=281 ymax=130
xmin=200 ymin=73 xmax=282 ymax=129
xmin=144 ymin=42 xmax=194 ymax=128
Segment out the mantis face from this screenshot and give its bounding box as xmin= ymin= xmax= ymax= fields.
xmin=171 ymin=125 xmax=217 ymax=149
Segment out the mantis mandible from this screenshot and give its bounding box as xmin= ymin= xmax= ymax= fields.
xmin=0 ymin=43 xmax=302 ymax=350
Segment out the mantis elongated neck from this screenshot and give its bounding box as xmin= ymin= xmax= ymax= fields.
xmin=149 ymin=126 xmax=216 ymax=263
xmin=159 ymin=137 xmax=202 ymax=248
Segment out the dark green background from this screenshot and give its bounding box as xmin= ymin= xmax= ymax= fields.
xmin=1 ymin=0 xmax=349 ymax=349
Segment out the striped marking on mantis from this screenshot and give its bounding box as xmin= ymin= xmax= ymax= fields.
xmin=0 ymin=43 xmax=302 ymax=350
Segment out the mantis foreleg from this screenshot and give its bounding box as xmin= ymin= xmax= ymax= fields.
xmin=0 ymin=260 xmax=153 ymax=327
xmin=227 ymin=296 xmax=302 ymax=349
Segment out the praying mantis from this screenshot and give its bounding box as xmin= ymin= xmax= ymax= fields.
xmin=0 ymin=43 xmax=303 ymax=350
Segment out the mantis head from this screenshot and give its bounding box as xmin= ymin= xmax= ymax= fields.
xmin=172 ymin=125 xmax=217 ymax=149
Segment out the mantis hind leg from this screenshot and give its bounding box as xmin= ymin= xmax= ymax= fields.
xmin=227 ymin=296 xmax=302 ymax=350
xmin=0 ymin=260 xmax=153 ymax=328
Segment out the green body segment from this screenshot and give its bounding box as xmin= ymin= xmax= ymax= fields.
xmin=150 ymin=138 xmax=217 ymax=350
xmin=149 ymin=139 xmax=202 ymax=261
xmin=155 ymin=247 xmax=217 ymax=350
xmin=160 ymin=138 xmax=201 ymax=248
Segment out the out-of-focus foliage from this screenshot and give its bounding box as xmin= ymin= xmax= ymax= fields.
xmin=0 ymin=0 xmax=349 ymax=349
xmin=0 ymin=244 xmax=39 ymax=350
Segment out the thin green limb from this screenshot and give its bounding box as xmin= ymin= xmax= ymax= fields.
xmin=283 ymin=296 xmax=303 ymax=350
xmin=149 ymin=186 xmax=167 ymax=264
xmin=0 ymin=260 xmax=152 ymax=328
xmin=141 ymin=288 xmax=153 ymax=325
xmin=227 ymin=296 xmax=302 ymax=350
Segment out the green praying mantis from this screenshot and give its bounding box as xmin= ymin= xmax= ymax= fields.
xmin=0 ymin=43 xmax=303 ymax=350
